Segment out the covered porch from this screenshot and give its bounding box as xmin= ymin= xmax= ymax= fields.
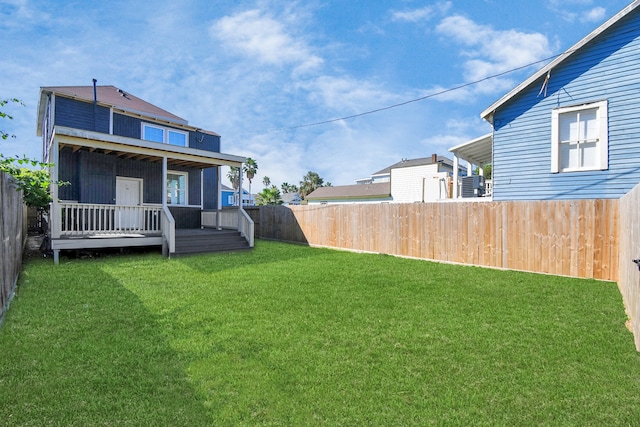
xmin=448 ymin=133 xmax=493 ymax=199
xmin=48 ymin=126 xmax=253 ymax=263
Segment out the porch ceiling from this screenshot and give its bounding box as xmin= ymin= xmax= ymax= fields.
xmin=54 ymin=126 xmax=245 ymax=168
xmin=449 ymin=133 xmax=492 ymax=166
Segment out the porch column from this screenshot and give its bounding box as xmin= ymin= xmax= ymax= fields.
xmin=216 ymin=166 xmax=221 ymax=230
xmin=162 ymin=157 xmax=167 ymax=206
xmin=452 ymin=154 xmax=459 ymax=199
xmin=238 ymin=162 xmax=243 ymax=230
xmin=51 ymin=136 xmax=60 ymax=264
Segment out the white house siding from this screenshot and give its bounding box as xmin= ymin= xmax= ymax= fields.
xmin=492 ymin=9 xmax=640 ymax=201
xmin=391 ymin=164 xmax=442 ymax=203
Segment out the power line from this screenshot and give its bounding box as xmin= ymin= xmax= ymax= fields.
xmin=263 ymin=50 xmax=573 ymax=133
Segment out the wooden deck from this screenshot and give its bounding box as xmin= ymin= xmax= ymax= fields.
xmin=173 ymin=228 xmax=251 ymax=256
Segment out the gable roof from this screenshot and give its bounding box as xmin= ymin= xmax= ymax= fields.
xmin=306 ymin=182 xmax=391 ymax=200
xmin=481 ymin=0 xmax=640 ymax=122
xmin=371 ymin=155 xmax=454 ymax=176
xmin=38 ymin=85 xmax=220 ymax=136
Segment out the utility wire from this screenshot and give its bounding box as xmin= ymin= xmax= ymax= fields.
xmin=263 ymin=49 xmax=576 ymax=134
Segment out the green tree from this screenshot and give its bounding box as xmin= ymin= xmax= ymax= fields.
xmin=227 ymin=166 xmax=240 ymax=206
xmin=299 ymin=171 xmax=326 ymax=198
xmin=0 ymin=98 xmax=24 ymax=140
xmin=243 ymin=157 xmax=258 ymax=204
xmin=1 ymin=98 xmax=53 ymax=209
xmin=256 ymin=185 xmax=283 ymax=205
xmin=262 ymin=176 xmax=271 ymax=187
xmin=281 ymin=182 xmax=298 ymax=194
xmin=0 ymin=157 xmax=52 ymax=208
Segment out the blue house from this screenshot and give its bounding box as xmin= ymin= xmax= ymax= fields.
xmin=221 ymin=184 xmax=255 ymax=207
xmin=38 ymin=84 xmax=254 ymax=262
xmin=457 ymin=1 xmax=640 ymax=201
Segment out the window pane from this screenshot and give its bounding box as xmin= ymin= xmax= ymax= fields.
xmin=560 ymin=142 xmax=576 ymax=170
xmin=167 ymin=173 xmax=187 ymax=205
xmin=168 ymin=130 xmax=187 ymax=147
xmin=581 ymin=141 xmax=598 ymax=168
xmin=581 ymin=109 xmax=598 ymax=141
xmin=143 ymin=125 xmax=164 ymax=143
xmin=559 ymin=112 xmax=578 ymax=142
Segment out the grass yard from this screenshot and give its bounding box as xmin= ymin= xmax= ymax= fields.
xmin=1 ymin=240 xmax=639 ymax=426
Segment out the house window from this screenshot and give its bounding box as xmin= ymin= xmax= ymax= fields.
xmin=167 ymin=171 xmax=188 ymax=205
xmin=551 ymin=100 xmax=608 ymax=173
xmin=142 ymin=123 xmax=188 ymax=147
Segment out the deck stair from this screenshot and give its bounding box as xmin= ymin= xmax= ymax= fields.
xmin=173 ymin=228 xmax=250 ymax=256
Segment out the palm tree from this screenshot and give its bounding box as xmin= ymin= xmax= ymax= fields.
xmin=243 ymin=158 xmax=258 ymax=205
xmin=227 ymin=166 xmax=240 ymax=206
xmin=281 ymin=182 xmax=299 ymax=194
xmin=256 ymin=185 xmax=283 ymax=205
xmin=263 ymin=176 xmax=271 ymax=187
xmin=299 ymin=171 xmax=324 ymax=198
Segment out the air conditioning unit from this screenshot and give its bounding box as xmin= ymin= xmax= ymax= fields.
xmin=461 ymin=175 xmax=485 ymax=198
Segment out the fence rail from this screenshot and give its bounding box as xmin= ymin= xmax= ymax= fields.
xmin=259 ymin=199 xmax=619 ymax=282
xmin=0 ymin=172 xmax=26 ymax=323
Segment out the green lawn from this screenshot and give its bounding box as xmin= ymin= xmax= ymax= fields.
xmin=1 ymin=240 xmax=639 ymax=426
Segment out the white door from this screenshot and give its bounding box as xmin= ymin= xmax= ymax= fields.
xmin=116 ymin=177 xmax=143 ymax=229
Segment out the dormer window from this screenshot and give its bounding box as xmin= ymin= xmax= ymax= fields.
xmin=142 ymin=123 xmax=188 ymax=147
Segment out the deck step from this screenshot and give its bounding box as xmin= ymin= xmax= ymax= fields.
xmin=173 ymin=229 xmax=250 ymax=255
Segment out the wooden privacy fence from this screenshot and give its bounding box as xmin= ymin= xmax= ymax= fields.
xmin=259 ymin=199 xmax=619 ymax=282
xmin=0 ymin=172 xmax=26 ymax=323
xmin=619 ymin=183 xmax=640 ymax=351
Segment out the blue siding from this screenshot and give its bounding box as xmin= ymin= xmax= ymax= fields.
xmin=55 ymin=97 xmax=110 ymax=133
xmin=58 ymin=148 xmax=163 ymax=204
xmin=112 ymin=112 xmax=221 ymax=152
xmin=112 ymin=113 xmax=140 ymax=138
xmin=203 ymin=167 xmax=219 ymax=209
xmin=492 ymin=9 xmax=640 ymax=200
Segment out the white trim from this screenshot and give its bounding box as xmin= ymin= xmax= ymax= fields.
xmin=141 ymin=122 xmax=189 ymax=147
xmin=551 ymin=100 xmax=608 ymax=173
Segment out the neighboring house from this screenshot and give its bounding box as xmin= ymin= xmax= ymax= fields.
xmin=449 ymin=133 xmax=493 ymax=199
xmin=221 ymin=184 xmax=255 ymax=207
xmin=38 ymin=84 xmax=253 ymax=262
xmin=307 ymin=154 xmax=461 ymax=204
xmin=306 ymin=183 xmax=392 ymax=204
xmin=281 ymin=192 xmax=302 ymax=206
xmin=458 ymin=1 xmax=640 ymax=201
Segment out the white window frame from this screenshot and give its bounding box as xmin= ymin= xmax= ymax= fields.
xmin=551 ymin=100 xmax=608 ymax=173
xmin=166 ymin=170 xmax=189 ymax=206
xmin=142 ymin=123 xmax=189 ymax=147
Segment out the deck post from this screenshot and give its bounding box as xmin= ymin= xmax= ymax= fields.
xmin=238 ymin=162 xmax=243 ymax=232
xmin=217 ymin=166 xmax=222 ymax=230
xmin=452 ymin=154 xmax=460 ymax=198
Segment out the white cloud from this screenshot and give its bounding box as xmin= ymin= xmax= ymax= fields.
xmin=436 ymin=15 xmax=552 ymax=82
xmin=581 ymin=7 xmax=606 ymax=23
xmin=211 ymin=9 xmax=322 ymax=73
xmin=545 ymin=0 xmax=606 ymax=24
xmin=391 ymin=2 xmax=452 ymax=23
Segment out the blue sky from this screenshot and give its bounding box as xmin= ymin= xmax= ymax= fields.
xmin=0 ymin=0 xmax=629 ymax=188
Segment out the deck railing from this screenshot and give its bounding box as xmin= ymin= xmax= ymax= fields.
xmin=161 ymin=205 xmax=175 ymax=255
xmin=201 ymin=208 xmax=254 ymax=247
xmin=56 ymin=202 xmax=162 ymax=236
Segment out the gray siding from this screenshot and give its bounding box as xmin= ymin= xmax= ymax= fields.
xmin=55 ymin=97 xmax=110 ymax=133
xmin=492 ymin=9 xmax=640 ymax=200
